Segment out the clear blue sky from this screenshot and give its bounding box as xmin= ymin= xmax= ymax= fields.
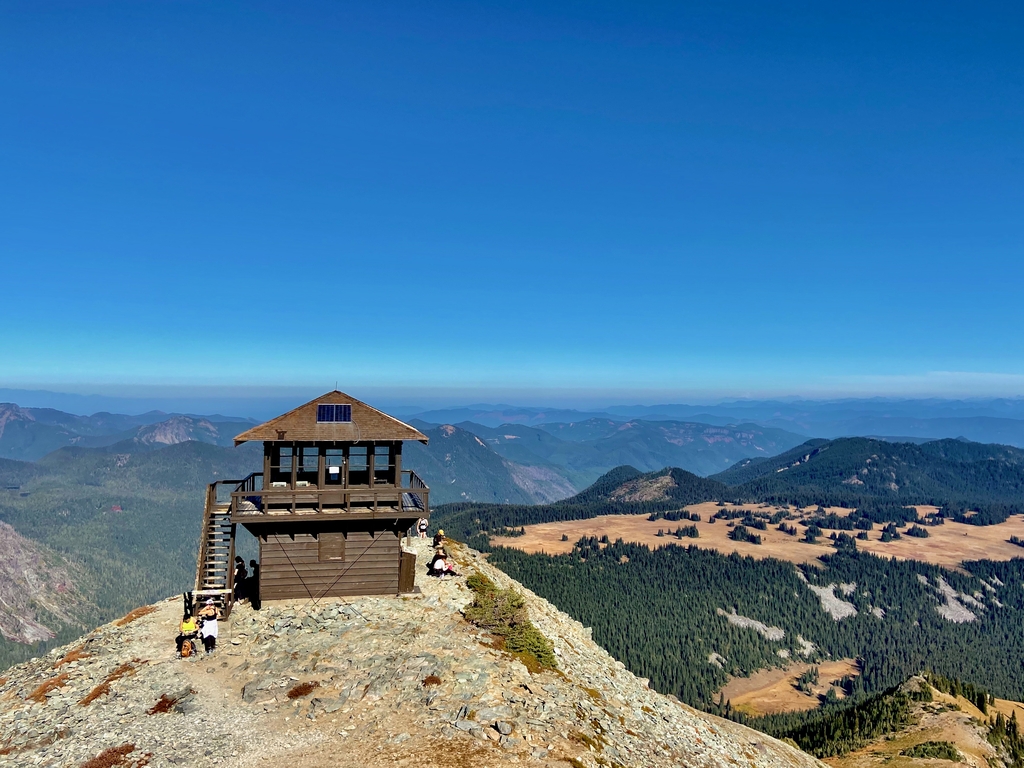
xmin=2 ymin=1 xmax=1022 ymax=400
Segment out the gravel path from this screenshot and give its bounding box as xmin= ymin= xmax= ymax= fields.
xmin=0 ymin=537 xmax=824 ymax=768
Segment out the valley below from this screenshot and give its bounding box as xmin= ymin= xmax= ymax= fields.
xmin=491 ymin=503 xmax=1024 ymax=569
xmin=717 ymin=659 xmax=861 ymax=717
xmin=2 ymin=400 xmax=1024 ymax=765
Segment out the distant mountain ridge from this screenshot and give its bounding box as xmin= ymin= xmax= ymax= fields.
xmin=424 ymin=417 xmax=807 ymax=487
xmin=603 ymin=399 xmax=1024 ymax=447
xmin=434 ymin=436 xmax=1024 ymax=544
xmin=403 ymin=423 xmax=577 ymax=505
xmin=407 ymin=398 xmax=1024 ymax=448
xmin=0 ymin=403 xmax=256 ymax=461
xmin=713 ymin=437 xmax=1024 ymax=511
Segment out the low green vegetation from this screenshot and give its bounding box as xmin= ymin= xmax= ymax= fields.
xmin=463 ymin=572 xmax=557 ymax=672
xmin=901 ymin=740 xmax=962 ymax=760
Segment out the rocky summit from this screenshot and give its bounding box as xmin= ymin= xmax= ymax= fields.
xmin=0 ymin=537 xmax=822 ymax=768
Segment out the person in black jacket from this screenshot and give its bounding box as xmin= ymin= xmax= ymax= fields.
xmin=248 ymin=559 xmax=261 ymax=610
xmin=233 ymin=557 xmax=248 ymax=603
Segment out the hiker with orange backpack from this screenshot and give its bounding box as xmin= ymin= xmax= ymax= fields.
xmin=176 ymin=613 xmax=199 ymax=658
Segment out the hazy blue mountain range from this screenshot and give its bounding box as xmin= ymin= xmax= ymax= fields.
xmin=603 ymin=399 xmax=1024 ymax=447
xmin=409 ymin=405 xmax=618 ymax=427
xmin=0 ymin=403 xmax=255 ymax=461
xmin=7 ymin=389 xmax=1024 ymax=447
xmin=409 ymin=399 xmax=1024 ymax=447
xmin=440 ymin=418 xmax=807 ymax=486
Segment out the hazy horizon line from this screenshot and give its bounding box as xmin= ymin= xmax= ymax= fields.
xmin=3 ymin=383 xmax=1024 ymax=420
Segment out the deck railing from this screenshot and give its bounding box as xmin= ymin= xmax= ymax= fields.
xmin=229 ymin=470 xmax=429 ymax=519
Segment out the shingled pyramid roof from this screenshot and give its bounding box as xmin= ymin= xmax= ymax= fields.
xmin=233 ymin=391 xmax=428 ymax=445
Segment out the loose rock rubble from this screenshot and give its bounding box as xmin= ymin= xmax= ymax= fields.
xmin=0 ymin=537 xmax=823 ymax=768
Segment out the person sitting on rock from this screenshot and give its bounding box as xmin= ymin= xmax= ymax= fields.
xmin=197 ymin=599 xmax=219 ymax=654
xmin=432 ymin=528 xmax=445 ymax=548
xmin=429 ymin=549 xmax=459 ymax=578
xmin=176 ymin=613 xmax=199 ymax=658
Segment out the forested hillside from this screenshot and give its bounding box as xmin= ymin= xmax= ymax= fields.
xmin=0 ymin=441 xmax=263 ymax=618
xmin=489 ymin=539 xmax=1024 ymax=709
xmin=715 ymin=437 xmax=1024 ymax=516
xmin=0 ymin=441 xmax=263 ymax=669
xmin=402 ymin=423 xmax=577 ymax=504
xmin=434 ymin=466 xmax=721 ymax=545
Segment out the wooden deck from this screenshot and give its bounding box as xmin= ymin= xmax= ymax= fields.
xmin=228 ymin=470 xmax=428 ymax=522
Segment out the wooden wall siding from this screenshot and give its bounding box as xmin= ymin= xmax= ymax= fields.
xmin=398 ymin=551 xmax=416 ymax=594
xmin=318 ymin=532 xmax=346 ymax=562
xmin=259 ymin=527 xmax=403 ymax=600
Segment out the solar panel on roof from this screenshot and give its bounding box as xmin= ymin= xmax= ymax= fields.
xmin=316 ymin=404 xmax=352 ymax=423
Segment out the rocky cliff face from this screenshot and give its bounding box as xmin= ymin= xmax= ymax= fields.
xmin=0 ymin=522 xmax=92 ymax=644
xmin=132 ymin=416 xmax=220 ymax=447
xmin=0 ymin=537 xmax=822 ymax=768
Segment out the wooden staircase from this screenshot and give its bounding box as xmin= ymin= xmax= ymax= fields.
xmin=194 ymin=481 xmax=238 ymax=614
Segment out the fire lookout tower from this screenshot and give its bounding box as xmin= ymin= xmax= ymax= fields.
xmin=193 ymin=391 xmax=430 ymax=608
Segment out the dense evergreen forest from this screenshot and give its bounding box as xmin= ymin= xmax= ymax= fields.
xmin=487 ymin=540 xmax=1024 ymax=709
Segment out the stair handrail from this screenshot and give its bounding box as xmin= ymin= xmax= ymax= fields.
xmin=195 ymin=478 xmax=248 ymax=593
xmin=193 ymin=482 xmax=217 ymax=592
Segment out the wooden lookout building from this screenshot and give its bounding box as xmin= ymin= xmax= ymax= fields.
xmin=194 ymin=391 xmax=430 ymax=607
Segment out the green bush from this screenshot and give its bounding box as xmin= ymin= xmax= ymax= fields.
xmin=901 ymin=741 xmax=961 ymax=761
xmin=464 ymin=571 xmax=556 ymax=671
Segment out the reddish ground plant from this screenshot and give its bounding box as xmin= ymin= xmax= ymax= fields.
xmin=55 ymin=646 xmax=91 ymax=668
xmin=286 ymin=681 xmax=320 ymax=699
xmin=146 ymin=688 xmax=193 ymax=715
xmin=422 ymin=674 xmax=443 ymax=687
xmin=78 ymin=743 xmax=151 ymax=768
xmin=114 ymin=606 xmax=157 ymax=627
xmin=147 ymin=694 xmax=176 ymax=715
xmin=80 ymin=660 xmax=142 ymax=706
xmin=27 ymin=672 xmax=70 ymax=703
